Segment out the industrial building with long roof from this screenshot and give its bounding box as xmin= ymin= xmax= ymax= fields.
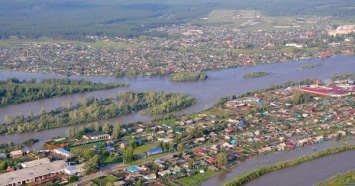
xmin=0 ymin=160 xmax=68 ymax=186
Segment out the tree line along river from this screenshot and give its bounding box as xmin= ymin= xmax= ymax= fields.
xmin=0 ymin=55 xmax=354 ymax=148
xmin=0 ymin=55 xmax=354 ymax=186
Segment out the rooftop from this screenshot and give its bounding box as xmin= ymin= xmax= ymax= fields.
xmin=147 ymin=147 xmax=162 ymax=153
xmin=0 ymin=160 xmax=68 ymax=185
xmin=20 ymin=157 xmax=50 ymax=168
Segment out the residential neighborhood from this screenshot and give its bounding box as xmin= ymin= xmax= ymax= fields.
xmin=0 ymin=23 xmax=354 ymax=77
xmin=0 ymin=79 xmax=354 ymax=186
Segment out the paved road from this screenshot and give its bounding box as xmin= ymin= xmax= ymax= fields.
xmin=74 ymin=163 xmax=128 ymax=186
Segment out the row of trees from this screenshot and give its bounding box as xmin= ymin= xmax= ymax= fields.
xmin=0 ymin=78 xmax=128 ymax=107
xmin=331 ymin=73 xmax=355 ymax=81
xmin=0 ymin=91 xmax=194 ymax=134
xmin=315 ymin=170 xmax=355 ymax=186
xmin=119 ymin=91 xmax=195 ymax=115
xmin=225 ymin=144 xmax=355 ymax=186
xmin=66 ymin=122 xmax=122 ymax=139
xmin=238 ymin=79 xmax=316 ymax=98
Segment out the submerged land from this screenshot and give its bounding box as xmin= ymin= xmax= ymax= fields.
xmin=0 ymin=0 xmax=354 ymax=185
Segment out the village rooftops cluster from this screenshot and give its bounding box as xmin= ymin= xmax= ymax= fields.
xmin=0 ymin=80 xmax=354 ymax=185
xmin=1 ymin=23 xmax=353 ymax=76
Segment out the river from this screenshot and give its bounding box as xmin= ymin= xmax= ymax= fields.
xmin=0 ymin=55 xmax=354 ymax=149
xmin=202 ymin=139 xmax=355 ymax=186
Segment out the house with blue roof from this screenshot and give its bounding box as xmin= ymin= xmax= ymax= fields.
xmin=147 ymin=147 xmax=163 ymax=156
xmin=106 ymin=145 xmax=115 ymax=151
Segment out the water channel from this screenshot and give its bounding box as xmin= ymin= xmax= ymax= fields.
xmin=0 ymin=55 xmax=354 ymax=185
xmin=0 ymin=55 xmax=354 ymax=148
xmin=202 ymin=139 xmax=355 ymax=186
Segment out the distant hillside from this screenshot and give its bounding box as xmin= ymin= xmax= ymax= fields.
xmin=0 ymin=0 xmax=354 ymax=38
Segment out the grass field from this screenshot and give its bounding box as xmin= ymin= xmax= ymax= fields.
xmin=134 ymin=143 xmax=158 ymax=154
xmin=179 ymin=170 xmax=216 ymax=185
xmin=92 ymin=175 xmax=118 ymax=186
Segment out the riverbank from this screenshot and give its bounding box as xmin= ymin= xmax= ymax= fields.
xmin=202 ymin=139 xmax=355 ymax=186
xmin=0 ymin=55 xmax=355 ymax=149
xmin=315 ymin=170 xmax=355 ymax=186
xmin=224 ymin=144 xmax=355 ymax=186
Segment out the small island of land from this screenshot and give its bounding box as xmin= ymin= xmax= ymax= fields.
xmin=243 ymin=72 xmax=270 ymax=78
xmin=170 ymin=72 xmax=207 ymax=82
xmin=301 ymin=63 xmax=322 ymax=69
xmin=0 ymin=78 xmax=129 ymax=107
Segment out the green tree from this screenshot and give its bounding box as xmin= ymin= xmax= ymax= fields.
xmin=111 ymin=124 xmax=121 ymax=139
xmin=39 ymin=106 xmax=46 ymax=116
xmin=102 ymin=122 xmax=112 ymax=133
xmin=177 ymin=143 xmax=184 ymax=157
xmin=63 ymin=100 xmax=72 ymax=110
xmin=188 ymin=159 xmax=194 ymax=170
xmin=124 ymin=146 xmax=134 ymax=163
xmin=217 ymin=152 xmax=227 ymax=168
xmin=136 ymin=179 xmax=142 ymax=186
xmin=66 ymin=127 xmax=76 ymax=138
xmin=84 ymin=154 xmax=100 ymax=174
xmin=93 ymin=122 xmax=101 ymax=131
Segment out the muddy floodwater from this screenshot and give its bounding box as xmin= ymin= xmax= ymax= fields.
xmin=0 ymin=55 xmax=354 ymax=150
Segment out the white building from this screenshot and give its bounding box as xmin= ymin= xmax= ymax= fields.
xmin=0 ymin=160 xmax=68 ymax=186
xmin=64 ymin=164 xmax=85 ymax=176
xmin=20 ymin=158 xmax=51 ymax=168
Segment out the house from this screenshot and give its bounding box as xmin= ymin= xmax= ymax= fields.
xmin=222 ymin=142 xmax=234 ymax=149
xmin=170 ymin=166 xmax=181 ymax=174
xmin=227 ymin=153 xmax=239 ymax=161
xmin=10 ymin=150 xmax=23 ymax=158
xmin=135 ymin=128 xmax=144 ymax=133
xmin=195 ymin=137 xmax=205 ymax=143
xmin=83 ymin=132 xmax=110 ymax=140
xmin=206 ymin=158 xmax=218 ymax=164
xmin=54 ymin=148 xmax=74 ymax=158
xmin=276 ymin=143 xmax=286 ymax=151
xmin=65 ymin=164 xmax=85 ymax=176
xmin=258 ymin=146 xmax=272 ymax=154
xmin=210 ymin=145 xmax=220 ymax=153
xmin=106 ymin=145 xmax=115 ymax=151
xmin=157 ymin=137 xmax=174 ymax=143
xmin=230 ymin=139 xmax=237 ymax=145
xmin=158 ymin=169 xmax=171 ymax=176
xmin=0 ymin=160 xmax=68 ymax=186
xmin=113 ymin=181 xmax=126 ymax=186
xmin=20 ymin=158 xmax=51 ymax=168
xmin=156 ymin=131 xmax=166 ymax=135
xmin=144 ymin=173 xmax=157 ymax=180
xmin=147 ymin=147 xmax=163 ymax=156
xmin=208 ymin=165 xmax=219 ymax=171
xmin=192 ymin=148 xmax=206 ymax=156
xmin=313 ymin=135 xmax=324 ymax=143
xmin=120 ymin=138 xmax=143 ymax=149
xmin=0 ymin=153 xmax=7 ymax=159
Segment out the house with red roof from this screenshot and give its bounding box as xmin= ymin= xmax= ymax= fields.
xmin=192 ymin=148 xmax=206 ymax=156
